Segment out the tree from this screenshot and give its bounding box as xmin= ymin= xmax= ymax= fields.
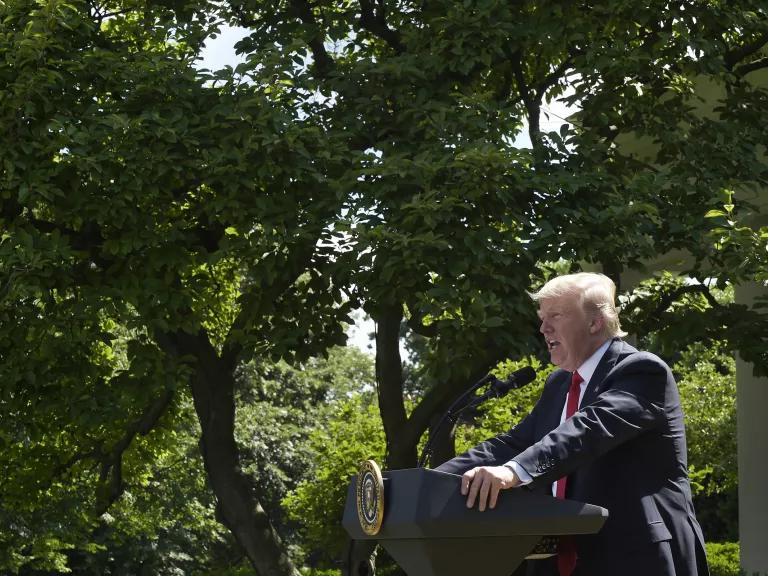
xmin=1 ymin=0 xmax=353 ymax=573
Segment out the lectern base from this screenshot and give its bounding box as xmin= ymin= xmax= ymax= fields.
xmin=382 ymin=535 xmax=541 ymax=576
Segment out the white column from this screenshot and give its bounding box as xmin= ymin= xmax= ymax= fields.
xmin=735 ymin=281 xmax=768 ymax=574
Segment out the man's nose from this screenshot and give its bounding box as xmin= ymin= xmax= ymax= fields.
xmin=540 ymin=320 xmax=550 ymax=334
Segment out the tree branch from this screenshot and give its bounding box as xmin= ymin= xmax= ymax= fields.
xmin=534 ymin=57 xmax=573 ymax=101
xmin=358 ymin=0 xmax=404 ymax=54
xmin=511 ymin=56 xmax=546 ymax=162
xmin=406 ymin=314 xmax=438 ymax=337
xmin=94 ymin=388 xmax=176 ymax=516
xmin=649 ymin=283 xmax=722 ymax=319
xmin=87 ymin=0 xmax=136 ymax=25
xmin=27 ymin=217 xmax=114 ymax=270
xmin=289 ymin=0 xmax=335 ymax=74
xmin=734 ymin=56 xmax=768 ymax=77
xmin=52 ymin=446 xmax=100 ymax=479
xmin=404 ymin=300 xmax=438 ymax=337
xmin=222 ymin=238 xmax=316 ymax=363
xmin=725 ymin=31 xmax=768 ymax=70
xmin=493 ymin=65 xmax=523 ymax=106
xmin=230 ymin=0 xmax=334 ymax=74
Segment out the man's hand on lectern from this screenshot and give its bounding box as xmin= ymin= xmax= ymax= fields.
xmin=461 ymin=465 xmax=521 ymax=512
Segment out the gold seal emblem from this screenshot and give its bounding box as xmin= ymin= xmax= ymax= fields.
xmin=356 ymin=460 xmax=384 ymax=535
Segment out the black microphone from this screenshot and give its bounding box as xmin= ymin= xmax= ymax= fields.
xmin=465 ymin=366 xmax=537 ymax=408
xmin=417 ymin=366 xmax=536 ymax=467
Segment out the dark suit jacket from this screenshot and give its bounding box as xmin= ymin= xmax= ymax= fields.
xmin=436 ymin=339 xmax=709 ymax=576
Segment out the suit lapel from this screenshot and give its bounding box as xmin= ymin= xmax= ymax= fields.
xmin=580 ymin=338 xmax=626 ymax=407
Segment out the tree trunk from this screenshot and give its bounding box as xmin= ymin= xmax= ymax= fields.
xmin=373 ymin=303 xmax=417 ymax=469
xmin=354 ymin=305 xmax=511 ymax=575
xmin=342 ymin=539 xmax=377 ymax=576
xmin=341 ymin=303 xmax=411 ymax=576
xmin=167 ymin=330 xmax=299 ymax=576
xmin=427 ymin=410 xmax=456 ymax=469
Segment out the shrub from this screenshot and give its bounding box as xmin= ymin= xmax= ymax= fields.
xmin=706 ymin=542 xmax=740 ymax=576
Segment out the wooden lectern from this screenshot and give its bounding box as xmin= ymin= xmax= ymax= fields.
xmin=343 ymin=468 xmax=608 ymax=576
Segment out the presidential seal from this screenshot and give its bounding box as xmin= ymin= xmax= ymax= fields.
xmin=356 ymin=460 xmax=384 ymax=536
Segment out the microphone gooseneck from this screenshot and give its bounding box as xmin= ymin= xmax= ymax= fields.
xmin=417 ymin=366 xmax=537 ymax=468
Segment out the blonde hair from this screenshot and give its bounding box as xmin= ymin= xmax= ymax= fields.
xmin=530 ymin=272 xmax=627 ymax=338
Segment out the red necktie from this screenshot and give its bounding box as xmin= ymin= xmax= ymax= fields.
xmin=556 ymin=371 xmax=583 ymax=576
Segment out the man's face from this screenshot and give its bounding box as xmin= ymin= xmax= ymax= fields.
xmin=538 ymin=292 xmax=603 ymax=372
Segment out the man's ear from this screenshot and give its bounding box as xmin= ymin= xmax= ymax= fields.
xmin=589 ymin=314 xmax=605 ymax=335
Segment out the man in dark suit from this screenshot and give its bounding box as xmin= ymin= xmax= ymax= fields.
xmin=436 ymin=272 xmax=709 ymax=576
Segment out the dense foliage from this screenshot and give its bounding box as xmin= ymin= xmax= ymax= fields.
xmin=283 ymin=393 xmax=385 ymax=568
xmin=676 ymin=342 xmax=738 ymax=542
xmin=236 ymin=347 xmax=378 ymax=557
xmin=706 ymin=542 xmax=741 ymax=576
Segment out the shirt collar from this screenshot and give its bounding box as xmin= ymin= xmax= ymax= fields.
xmin=576 ymin=339 xmax=611 ymax=384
